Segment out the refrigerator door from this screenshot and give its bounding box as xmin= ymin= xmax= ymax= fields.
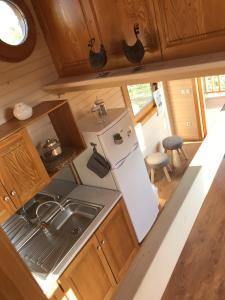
xmin=112 ymin=145 xmax=159 ymax=242
xmin=99 ymin=112 xmax=137 ymax=167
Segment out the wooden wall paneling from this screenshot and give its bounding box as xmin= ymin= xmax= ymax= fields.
xmin=67 ymin=87 xmax=126 ymax=121
xmin=153 ymin=0 xmax=225 ymax=59
xmin=166 ymin=79 xmax=201 ymax=141
xmin=0 ymin=0 xmax=58 ymax=125
xmin=0 ymin=227 xmax=47 ymax=300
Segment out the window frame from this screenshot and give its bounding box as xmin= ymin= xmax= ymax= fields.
xmin=122 ymin=83 xmax=157 ymax=125
xmin=203 ymin=75 xmax=225 ymax=94
xmin=0 ymin=0 xmax=36 ymax=62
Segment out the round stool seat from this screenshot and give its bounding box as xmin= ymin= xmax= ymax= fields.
xmin=146 ymin=152 xmax=169 ymax=169
xmin=162 ymin=135 xmax=183 ymax=150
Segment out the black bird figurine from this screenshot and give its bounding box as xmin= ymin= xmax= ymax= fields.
xmin=122 ymin=24 xmax=145 ymax=64
xmin=88 ymin=38 xmax=107 ymax=70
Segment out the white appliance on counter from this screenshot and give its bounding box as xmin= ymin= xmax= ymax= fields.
xmin=74 ymin=108 xmax=159 ymax=242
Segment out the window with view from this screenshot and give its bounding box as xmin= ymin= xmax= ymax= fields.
xmin=127 ymin=83 xmax=154 ymax=116
xmin=123 ymin=83 xmax=156 ymax=124
xmin=204 ymin=75 xmax=225 ymax=93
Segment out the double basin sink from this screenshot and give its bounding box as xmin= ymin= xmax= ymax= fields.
xmin=18 ymin=198 xmax=103 ymax=278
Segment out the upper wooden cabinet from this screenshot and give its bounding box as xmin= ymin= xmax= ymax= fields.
xmin=32 ymin=0 xmax=93 ymax=76
xmin=0 ymin=129 xmax=49 ymax=209
xmin=84 ymin=0 xmax=161 ymax=69
xmin=153 ymin=0 xmax=225 ymax=59
xmin=32 ymin=0 xmax=161 ymax=76
xmin=32 ymin=0 xmax=225 ymax=77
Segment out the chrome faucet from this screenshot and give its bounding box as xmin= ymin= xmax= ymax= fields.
xmin=35 ymin=200 xmax=65 ymax=227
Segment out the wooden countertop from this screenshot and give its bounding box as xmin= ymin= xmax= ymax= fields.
xmin=162 ymin=158 xmax=225 ymax=299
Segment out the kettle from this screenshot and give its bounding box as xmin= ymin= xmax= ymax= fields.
xmin=41 ymin=138 xmax=62 ymax=161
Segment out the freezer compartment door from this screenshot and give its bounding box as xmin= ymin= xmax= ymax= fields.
xmin=99 ymin=112 xmax=138 ymax=167
xmin=73 ymin=132 xmax=117 ymax=190
xmin=112 ymin=146 xmax=159 ymax=242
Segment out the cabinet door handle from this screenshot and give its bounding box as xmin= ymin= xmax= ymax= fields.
xmin=101 ymin=240 xmax=105 ymax=245
xmin=97 ymin=245 xmax=101 ymax=251
xmin=10 ymin=191 xmax=16 ymax=196
xmin=4 ymin=196 xmax=10 ymax=202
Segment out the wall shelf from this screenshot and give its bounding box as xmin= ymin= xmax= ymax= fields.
xmin=0 ymin=100 xmax=67 ymax=142
xmin=43 ymin=51 xmax=225 ymax=94
xmin=0 ymin=100 xmax=86 ymax=179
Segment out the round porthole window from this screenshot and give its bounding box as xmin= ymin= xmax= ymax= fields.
xmin=0 ymin=0 xmax=28 ymax=45
xmin=0 ymin=0 xmax=36 ymax=62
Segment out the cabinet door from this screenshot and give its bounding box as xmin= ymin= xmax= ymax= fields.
xmin=32 ymin=0 xmax=93 ymax=76
xmin=96 ymin=200 xmax=139 ymax=283
xmin=0 ymin=129 xmax=49 ymax=208
xmin=0 ymin=181 xmax=16 ymax=224
xmin=59 ymin=235 xmax=116 ymax=300
xmin=86 ymin=0 xmax=161 ymax=69
xmin=154 ymin=0 xmax=225 ymax=59
xmin=49 ymin=286 xmax=68 ymax=300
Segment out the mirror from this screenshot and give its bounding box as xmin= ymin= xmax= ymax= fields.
xmin=0 ymin=0 xmax=28 ymax=46
xmin=0 ymin=0 xmax=36 ymax=62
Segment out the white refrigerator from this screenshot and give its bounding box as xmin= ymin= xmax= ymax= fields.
xmin=74 ymin=108 xmax=159 ymax=242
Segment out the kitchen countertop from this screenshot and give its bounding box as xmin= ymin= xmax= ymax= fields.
xmin=33 ymin=185 xmax=122 ymax=297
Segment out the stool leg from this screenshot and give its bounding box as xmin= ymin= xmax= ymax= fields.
xmin=180 ymin=147 xmax=188 ymax=160
xmin=171 ymin=150 xmax=174 ymax=168
xmin=167 ymin=163 xmax=173 ymax=172
xmin=150 ymin=168 xmax=155 ymax=183
xmin=163 ymin=167 xmax=171 ymax=182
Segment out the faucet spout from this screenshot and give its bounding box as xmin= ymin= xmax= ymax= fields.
xmin=35 ymin=200 xmax=65 ymax=225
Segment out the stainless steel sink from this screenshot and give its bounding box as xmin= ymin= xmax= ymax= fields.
xmin=17 ymin=198 xmax=103 ymax=278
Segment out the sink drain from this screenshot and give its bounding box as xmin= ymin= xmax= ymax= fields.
xmin=71 ymin=226 xmax=82 ymax=235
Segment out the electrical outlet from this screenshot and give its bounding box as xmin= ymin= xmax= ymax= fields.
xmin=186 ymin=121 xmax=192 ymax=127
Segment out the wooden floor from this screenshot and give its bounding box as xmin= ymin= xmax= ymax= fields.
xmin=154 ymin=142 xmax=201 ymax=208
xmin=162 ymin=158 xmax=225 ymax=300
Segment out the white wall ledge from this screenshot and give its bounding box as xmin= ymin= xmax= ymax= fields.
xmin=113 ymin=109 xmax=225 ymax=300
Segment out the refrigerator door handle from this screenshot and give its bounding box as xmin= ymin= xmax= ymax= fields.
xmin=113 ymin=143 xmax=139 ymax=170
xmin=113 ymin=158 xmax=126 ymax=170
xmin=131 ymin=142 xmax=139 ymax=152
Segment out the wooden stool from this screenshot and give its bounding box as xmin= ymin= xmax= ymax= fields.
xmin=162 ymin=135 xmax=187 ymax=167
xmin=146 ymin=152 xmax=171 ymax=183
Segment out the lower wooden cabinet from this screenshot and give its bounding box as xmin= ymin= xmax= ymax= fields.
xmin=49 ymin=286 xmax=68 ymax=300
xmin=0 ymin=181 xmax=16 ymax=224
xmin=59 ymin=235 xmax=116 ymax=300
xmin=0 ymin=129 xmax=50 ymax=209
xmin=96 ymin=200 xmax=139 ymax=283
xmin=58 ymin=199 xmax=139 ymax=300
